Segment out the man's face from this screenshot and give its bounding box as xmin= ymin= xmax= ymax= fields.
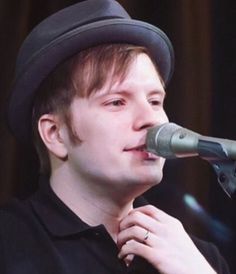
xmin=63 ymin=53 xmax=168 ymax=192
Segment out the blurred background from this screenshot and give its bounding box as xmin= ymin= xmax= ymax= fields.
xmin=0 ymin=0 xmax=235 ymax=272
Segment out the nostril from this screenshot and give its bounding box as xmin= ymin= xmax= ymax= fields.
xmin=133 ymin=104 xmax=168 ymax=131
xmin=139 ymin=123 xmax=156 ymax=131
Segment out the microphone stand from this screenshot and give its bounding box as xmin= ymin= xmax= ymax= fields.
xmin=198 ymin=140 xmax=236 ymax=200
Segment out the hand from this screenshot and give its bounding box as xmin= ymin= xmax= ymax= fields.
xmin=117 ymin=205 xmax=216 ymax=274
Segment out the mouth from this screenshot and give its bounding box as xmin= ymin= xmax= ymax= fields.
xmin=124 ymin=144 xmax=159 ymax=160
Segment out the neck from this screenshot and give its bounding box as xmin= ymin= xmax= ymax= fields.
xmin=50 ymin=170 xmax=139 ymax=242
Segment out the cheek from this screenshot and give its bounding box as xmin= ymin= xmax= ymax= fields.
xmin=77 ymin=113 xmax=127 ymax=149
xmin=71 ymin=111 xmax=100 ymax=141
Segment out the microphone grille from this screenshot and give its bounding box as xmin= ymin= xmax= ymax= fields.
xmin=147 ymin=123 xmax=182 ymax=158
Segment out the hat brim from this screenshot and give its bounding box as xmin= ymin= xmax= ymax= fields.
xmin=8 ymin=18 xmax=174 ymax=143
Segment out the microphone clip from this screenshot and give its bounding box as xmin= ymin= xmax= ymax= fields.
xmin=198 ymin=140 xmax=236 ymax=199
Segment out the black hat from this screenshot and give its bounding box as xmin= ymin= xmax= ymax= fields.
xmin=7 ymin=0 xmax=174 ymax=143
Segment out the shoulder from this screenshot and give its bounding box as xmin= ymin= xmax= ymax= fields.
xmin=0 ymin=198 xmax=31 ymax=218
xmin=0 ymin=198 xmax=38 ymax=236
xmin=191 ymin=235 xmax=231 ymax=274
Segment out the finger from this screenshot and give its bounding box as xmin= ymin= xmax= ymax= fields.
xmin=132 ymin=205 xmax=183 ymax=229
xmin=118 ymin=239 xmax=157 ymax=266
xmin=119 ymin=210 xmax=165 ymax=236
xmin=117 ymin=225 xmax=153 ymax=249
xmin=123 ymin=254 xmax=134 ymax=267
xmin=132 ymin=205 xmax=172 ymax=223
xmin=120 ymin=210 xmax=159 ymax=231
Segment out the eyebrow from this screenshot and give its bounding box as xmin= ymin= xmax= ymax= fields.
xmin=108 ymin=86 xmax=166 ymax=95
xmin=97 ymin=89 xmax=166 ymax=102
xmin=91 ymin=84 xmax=167 ymax=101
xmin=147 ymin=89 xmax=166 ymax=98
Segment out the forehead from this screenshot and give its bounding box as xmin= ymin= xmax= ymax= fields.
xmin=93 ymin=53 xmax=165 ymax=96
xmin=123 ymin=53 xmax=162 ymax=82
xmin=70 ymin=45 xmax=164 ymax=98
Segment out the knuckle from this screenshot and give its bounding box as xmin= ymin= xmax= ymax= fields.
xmin=130 ymin=211 xmax=142 ymax=223
xmin=172 ymin=217 xmax=183 ymax=228
xmin=116 ymin=233 xmax=123 ymax=243
xmin=145 ymin=204 xmax=156 ymax=212
xmin=129 ymin=225 xmax=138 ymax=235
xmin=131 ymin=241 xmax=143 ymax=253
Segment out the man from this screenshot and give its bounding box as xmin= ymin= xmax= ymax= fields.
xmin=3 ymin=0 xmax=230 ymax=273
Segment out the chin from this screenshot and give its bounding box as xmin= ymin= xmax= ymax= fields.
xmin=123 ymin=177 xmax=161 ymax=198
xmin=141 ymin=176 xmax=162 ymax=187
xmin=128 ymin=172 xmax=163 ymax=187
xmin=139 ymin=166 xmax=163 ymax=182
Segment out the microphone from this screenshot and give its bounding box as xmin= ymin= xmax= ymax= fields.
xmin=146 ymin=122 xmax=236 ymax=198
xmin=146 ymin=122 xmax=236 ymax=160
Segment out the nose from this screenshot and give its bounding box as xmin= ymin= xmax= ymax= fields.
xmin=133 ymin=101 xmax=167 ymax=131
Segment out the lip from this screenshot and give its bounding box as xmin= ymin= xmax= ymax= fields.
xmin=124 ymin=144 xmax=159 ymax=160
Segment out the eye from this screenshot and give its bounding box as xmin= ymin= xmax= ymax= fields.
xmin=112 ymin=99 xmax=124 ymax=106
xmin=149 ymin=100 xmax=161 ymax=106
xmin=105 ymin=99 xmax=125 ymax=107
xmin=149 ymin=99 xmax=162 ymax=106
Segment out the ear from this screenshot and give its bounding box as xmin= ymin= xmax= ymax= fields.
xmin=38 ymin=114 xmax=68 ymax=159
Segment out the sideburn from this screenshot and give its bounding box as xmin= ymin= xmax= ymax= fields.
xmin=63 ymin=109 xmax=82 ymax=146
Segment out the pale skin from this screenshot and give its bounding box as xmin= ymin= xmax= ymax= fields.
xmin=38 ymin=53 xmax=216 ymax=274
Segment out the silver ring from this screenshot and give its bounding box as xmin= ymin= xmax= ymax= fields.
xmin=143 ymin=230 xmax=150 ymax=241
